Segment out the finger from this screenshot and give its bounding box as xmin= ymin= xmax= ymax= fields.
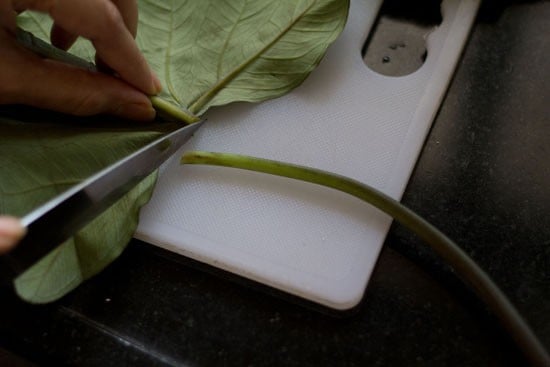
xmin=93 ymin=0 xmax=139 ymax=75
xmin=12 ymin=0 xmax=54 ymax=13
xmin=51 ymin=0 xmax=138 ymax=52
xmin=0 ymin=216 xmax=26 ymax=254
xmin=110 ymin=0 xmax=138 ymax=37
xmin=0 ymin=0 xmax=17 ymax=32
xmin=50 ymin=23 xmax=78 ymax=50
xmin=18 ymin=0 xmax=159 ymax=95
xmin=3 ymin=45 xmax=155 ymax=121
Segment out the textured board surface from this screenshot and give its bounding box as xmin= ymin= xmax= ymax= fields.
xmin=136 ymin=0 xmax=480 ymax=310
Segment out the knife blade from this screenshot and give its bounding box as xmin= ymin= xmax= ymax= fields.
xmin=0 ymin=120 xmax=203 ymax=282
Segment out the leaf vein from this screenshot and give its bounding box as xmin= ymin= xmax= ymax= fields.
xmin=188 ymin=0 xmax=319 ymax=114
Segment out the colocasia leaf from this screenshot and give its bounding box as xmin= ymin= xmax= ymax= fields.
xmin=20 ymin=0 xmax=349 ymax=116
xmin=138 ymin=0 xmax=349 ymax=114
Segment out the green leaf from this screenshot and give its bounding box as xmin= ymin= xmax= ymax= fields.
xmin=19 ymin=0 xmax=349 ymax=116
xmin=13 ymin=174 xmax=157 ymax=303
xmin=8 ymin=0 xmax=349 ymax=303
xmin=140 ymin=0 xmax=349 ymax=115
xmin=0 ymin=110 xmax=176 ymax=302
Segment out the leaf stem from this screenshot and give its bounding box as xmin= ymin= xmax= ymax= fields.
xmin=150 ymin=97 xmax=200 ymax=124
xmin=181 ymin=150 xmax=550 ymax=367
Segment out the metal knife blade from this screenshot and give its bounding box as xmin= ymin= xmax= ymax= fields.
xmin=0 ymin=120 xmax=203 ymax=282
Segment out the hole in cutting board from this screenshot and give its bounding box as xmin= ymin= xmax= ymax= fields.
xmin=362 ymin=0 xmax=442 ymax=76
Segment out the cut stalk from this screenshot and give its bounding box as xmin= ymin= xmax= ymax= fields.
xmin=150 ymin=97 xmax=200 ymax=124
xmin=181 ymin=150 xmax=550 ymax=367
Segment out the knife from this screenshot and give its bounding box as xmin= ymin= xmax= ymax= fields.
xmin=0 ymin=120 xmax=203 ymax=282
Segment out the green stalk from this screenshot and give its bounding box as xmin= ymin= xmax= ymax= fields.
xmin=150 ymin=96 xmax=200 ymax=124
xmin=16 ymin=28 xmax=199 ymax=124
xmin=181 ymin=151 xmax=550 ymax=367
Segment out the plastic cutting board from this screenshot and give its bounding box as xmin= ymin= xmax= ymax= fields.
xmin=136 ymin=0 xmax=481 ymax=310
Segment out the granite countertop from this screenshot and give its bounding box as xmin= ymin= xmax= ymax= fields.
xmin=1 ymin=1 xmax=548 ymax=366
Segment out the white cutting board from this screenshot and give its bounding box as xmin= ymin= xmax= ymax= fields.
xmin=136 ymin=0 xmax=480 ymax=310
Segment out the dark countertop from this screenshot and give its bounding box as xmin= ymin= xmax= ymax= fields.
xmin=1 ymin=1 xmax=548 ymax=366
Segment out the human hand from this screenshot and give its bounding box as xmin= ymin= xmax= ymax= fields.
xmin=0 ymin=216 xmax=25 ymax=254
xmin=0 ymin=0 xmax=162 ymax=121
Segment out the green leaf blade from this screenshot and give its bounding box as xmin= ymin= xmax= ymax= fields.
xmin=13 ymin=173 xmax=157 ymax=304
xmin=182 ymin=0 xmax=350 ymax=114
xmin=0 ymin=113 xmax=174 ymax=303
xmin=133 ymin=0 xmax=349 ymax=114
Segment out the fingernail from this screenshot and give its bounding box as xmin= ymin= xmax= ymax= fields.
xmin=114 ymin=102 xmax=156 ymax=121
xmin=152 ymin=73 xmax=163 ymax=94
